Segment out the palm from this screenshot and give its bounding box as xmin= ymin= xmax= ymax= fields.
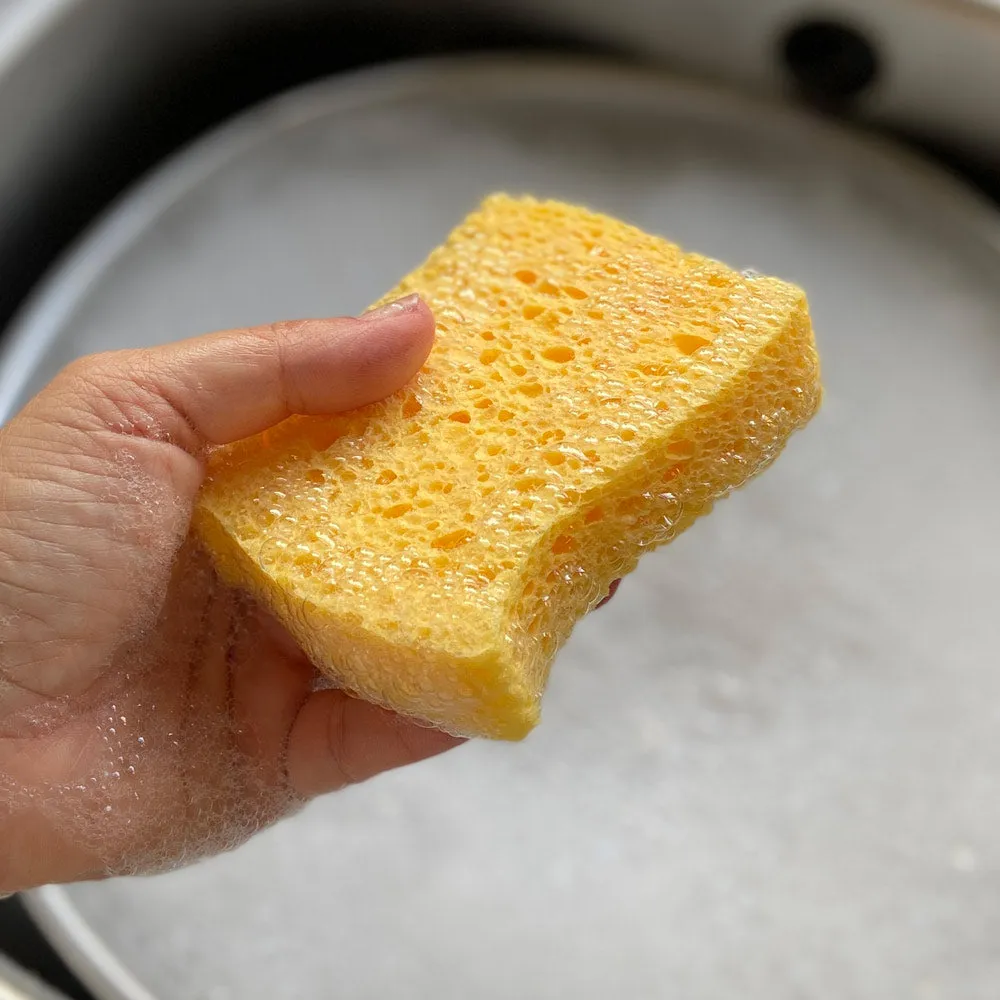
xmin=1 ymin=458 xmax=314 ymax=882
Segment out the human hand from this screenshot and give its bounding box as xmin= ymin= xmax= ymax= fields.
xmin=0 ymin=296 xmax=463 ymax=894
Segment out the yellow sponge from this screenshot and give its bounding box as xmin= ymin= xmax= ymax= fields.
xmin=194 ymin=194 xmax=821 ymax=740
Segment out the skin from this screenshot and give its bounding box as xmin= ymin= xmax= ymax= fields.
xmin=0 ymin=295 xmax=620 ymax=895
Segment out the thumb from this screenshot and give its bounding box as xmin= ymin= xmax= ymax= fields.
xmin=0 ymin=296 xmax=433 ymax=702
xmin=18 ymin=293 xmax=435 ymax=461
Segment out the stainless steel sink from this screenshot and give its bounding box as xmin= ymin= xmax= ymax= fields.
xmin=2 ymin=0 xmax=1000 ymax=331
xmin=0 ymin=0 xmax=602 ymax=327
xmin=0 ymin=946 xmax=73 ymax=999
xmin=2 ymin=3 xmax=999 ymax=999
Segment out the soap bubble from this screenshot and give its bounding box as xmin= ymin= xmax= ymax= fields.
xmin=0 ymin=532 xmax=303 ymax=883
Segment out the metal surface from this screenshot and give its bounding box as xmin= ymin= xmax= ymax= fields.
xmin=4 ymin=56 xmax=1000 ymax=999
xmin=0 ymin=897 xmax=87 ymax=1000
xmin=0 ymin=955 xmax=68 ymax=1000
xmin=2 ymin=0 xmax=1000 ymax=327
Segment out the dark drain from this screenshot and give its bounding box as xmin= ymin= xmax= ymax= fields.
xmin=781 ymin=19 xmax=880 ymax=108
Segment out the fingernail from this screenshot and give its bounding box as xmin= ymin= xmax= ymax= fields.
xmin=362 ymin=293 xmax=422 ymax=321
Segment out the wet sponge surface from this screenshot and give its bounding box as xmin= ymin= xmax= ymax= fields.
xmin=194 ymin=195 xmax=821 ymax=739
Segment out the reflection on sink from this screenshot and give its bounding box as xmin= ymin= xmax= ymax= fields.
xmin=0 ymin=898 xmax=84 ymax=1000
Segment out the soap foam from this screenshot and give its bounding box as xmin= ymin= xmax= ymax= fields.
xmin=0 ymin=460 xmax=303 ymax=883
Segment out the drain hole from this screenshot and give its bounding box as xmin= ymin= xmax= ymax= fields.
xmin=781 ymin=20 xmax=879 ymax=107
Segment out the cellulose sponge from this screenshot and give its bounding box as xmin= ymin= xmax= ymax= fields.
xmin=194 ymin=195 xmax=821 ymax=740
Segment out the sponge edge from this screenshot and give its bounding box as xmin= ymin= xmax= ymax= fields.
xmin=194 ymin=194 xmax=821 ymax=740
xmin=195 ymin=512 xmax=541 ymax=738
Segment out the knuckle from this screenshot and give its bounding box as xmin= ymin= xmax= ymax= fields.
xmin=263 ymin=321 xmax=306 ymax=414
xmin=59 ymin=351 xmax=110 ymax=384
xmin=53 ymin=350 xmax=194 ymax=448
xmin=58 ymin=350 xmax=136 ymax=399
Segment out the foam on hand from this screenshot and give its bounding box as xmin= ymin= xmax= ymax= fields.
xmin=0 ymin=459 xmax=301 ymax=885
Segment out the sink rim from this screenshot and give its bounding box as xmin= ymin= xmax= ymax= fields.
xmin=6 ymin=50 xmax=1000 ymax=1000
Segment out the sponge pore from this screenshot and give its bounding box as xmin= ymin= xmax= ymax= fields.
xmin=194 ymin=194 xmax=821 ymax=739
